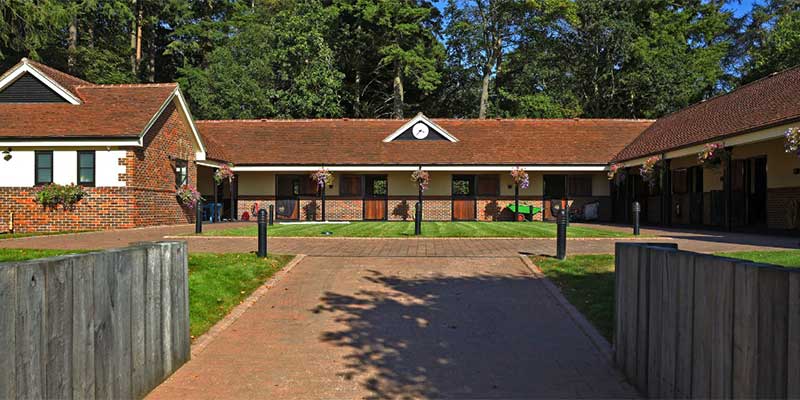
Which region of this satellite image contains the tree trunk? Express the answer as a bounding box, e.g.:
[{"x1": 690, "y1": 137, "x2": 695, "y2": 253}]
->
[
  {"x1": 67, "y1": 18, "x2": 77, "y2": 72},
  {"x1": 354, "y1": 69, "x2": 361, "y2": 118},
  {"x1": 479, "y1": 63, "x2": 491, "y2": 119},
  {"x1": 130, "y1": 0, "x2": 138, "y2": 76},
  {"x1": 393, "y1": 61, "x2": 404, "y2": 119},
  {"x1": 147, "y1": 24, "x2": 156, "y2": 82}
]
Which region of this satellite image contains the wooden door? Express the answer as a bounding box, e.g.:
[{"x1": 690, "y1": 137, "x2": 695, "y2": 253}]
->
[
  {"x1": 364, "y1": 199, "x2": 387, "y2": 220},
  {"x1": 452, "y1": 199, "x2": 476, "y2": 220}
]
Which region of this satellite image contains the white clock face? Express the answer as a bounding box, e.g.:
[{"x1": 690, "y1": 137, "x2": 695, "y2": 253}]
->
[{"x1": 412, "y1": 122, "x2": 429, "y2": 139}]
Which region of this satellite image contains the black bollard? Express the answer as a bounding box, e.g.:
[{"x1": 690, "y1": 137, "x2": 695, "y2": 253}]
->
[
  {"x1": 268, "y1": 204, "x2": 274, "y2": 226},
  {"x1": 556, "y1": 208, "x2": 567, "y2": 260},
  {"x1": 195, "y1": 199, "x2": 203, "y2": 234},
  {"x1": 257, "y1": 209, "x2": 267, "y2": 257},
  {"x1": 414, "y1": 202, "x2": 422, "y2": 236},
  {"x1": 632, "y1": 201, "x2": 641, "y2": 236}
]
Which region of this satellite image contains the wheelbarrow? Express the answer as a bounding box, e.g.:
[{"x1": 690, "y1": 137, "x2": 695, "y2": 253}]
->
[{"x1": 506, "y1": 204, "x2": 542, "y2": 221}]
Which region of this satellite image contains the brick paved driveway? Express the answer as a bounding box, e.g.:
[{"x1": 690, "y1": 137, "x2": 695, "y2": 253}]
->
[{"x1": 147, "y1": 256, "x2": 638, "y2": 399}]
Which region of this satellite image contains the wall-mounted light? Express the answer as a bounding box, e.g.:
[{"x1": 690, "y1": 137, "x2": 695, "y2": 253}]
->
[{"x1": 2, "y1": 147, "x2": 11, "y2": 162}]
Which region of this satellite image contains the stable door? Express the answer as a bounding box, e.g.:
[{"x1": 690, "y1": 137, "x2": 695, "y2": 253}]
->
[
  {"x1": 364, "y1": 175, "x2": 388, "y2": 220},
  {"x1": 452, "y1": 175, "x2": 477, "y2": 220}
]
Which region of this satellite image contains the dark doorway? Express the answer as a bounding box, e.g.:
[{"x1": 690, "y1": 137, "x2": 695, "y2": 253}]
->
[
  {"x1": 730, "y1": 156, "x2": 768, "y2": 229},
  {"x1": 275, "y1": 175, "x2": 310, "y2": 220},
  {"x1": 543, "y1": 175, "x2": 566, "y2": 221},
  {"x1": 364, "y1": 175, "x2": 388, "y2": 220},
  {"x1": 688, "y1": 166, "x2": 704, "y2": 226},
  {"x1": 451, "y1": 175, "x2": 476, "y2": 221}
]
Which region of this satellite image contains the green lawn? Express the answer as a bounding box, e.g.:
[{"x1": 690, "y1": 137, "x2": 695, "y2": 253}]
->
[
  {"x1": 0, "y1": 248, "x2": 292, "y2": 339},
  {"x1": 199, "y1": 221, "x2": 630, "y2": 238},
  {"x1": 533, "y1": 254, "x2": 616, "y2": 341},
  {"x1": 716, "y1": 250, "x2": 800, "y2": 267}
]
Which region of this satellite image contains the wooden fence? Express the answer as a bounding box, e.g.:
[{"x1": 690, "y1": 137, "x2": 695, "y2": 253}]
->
[
  {"x1": 0, "y1": 241, "x2": 190, "y2": 400},
  {"x1": 614, "y1": 242, "x2": 800, "y2": 398}
]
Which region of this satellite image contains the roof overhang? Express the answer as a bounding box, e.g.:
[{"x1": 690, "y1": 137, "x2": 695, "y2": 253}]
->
[
  {"x1": 227, "y1": 164, "x2": 608, "y2": 172},
  {"x1": 618, "y1": 121, "x2": 792, "y2": 167},
  {"x1": 0, "y1": 60, "x2": 82, "y2": 104}
]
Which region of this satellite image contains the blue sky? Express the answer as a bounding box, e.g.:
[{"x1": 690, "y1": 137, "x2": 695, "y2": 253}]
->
[{"x1": 726, "y1": 0, "x2": 758, "y2": 18}]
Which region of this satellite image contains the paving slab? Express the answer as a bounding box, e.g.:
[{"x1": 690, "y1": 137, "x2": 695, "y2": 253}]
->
[{"x1": 147, "y1": 256, "x2": 639, "y2": 399}]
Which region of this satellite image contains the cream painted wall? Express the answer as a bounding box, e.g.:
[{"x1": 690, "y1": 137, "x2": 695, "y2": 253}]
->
[
  {"x1": 0, "y1": 148, "x2": 125, "y2": 187},
  {"x1": 732, "y1": 137, "x2": 800, "y2": 189},
  {"x1": 222, "y1": 170, "x2": 609, "y2": 197}
]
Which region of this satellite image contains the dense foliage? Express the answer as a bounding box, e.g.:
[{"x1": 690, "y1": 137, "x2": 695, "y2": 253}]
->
[
  {"x1": 0, "y1": 0, "x2": 796, "y2": 120},
  {"x1": 34, "y1": 183, "x2": 87, "y2": 209}
]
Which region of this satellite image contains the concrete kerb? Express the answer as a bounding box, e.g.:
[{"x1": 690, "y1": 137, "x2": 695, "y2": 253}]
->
[
  {"x1": 516, "y1": 254, "x2": 615, "y2": 363},
  {"x1": 189, "y1": 254, "x2": 307, "y2": 357},
  {"x1": 166, "y1": 235, "x2": 669, "y2": 241}
]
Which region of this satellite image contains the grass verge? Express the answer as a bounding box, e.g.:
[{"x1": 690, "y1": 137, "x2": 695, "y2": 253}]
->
[
  {"x1": 0, "y1": 248, "x2": 293, "y2": 339},
  {"x1": 199, "y1": 221, "x2": 630, "y2": 238},
  {"x1": 533, "y1": 254, "x2": 615, "y2": 341},
  {"x1": 715, "y1": 249, "x2": 800, "y2": 267}
]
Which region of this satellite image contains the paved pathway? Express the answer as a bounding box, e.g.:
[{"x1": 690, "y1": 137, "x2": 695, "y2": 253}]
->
[
  {"x1": 147, "y1": 256, "x2": 638, "y2": 399},
  {"x1": 2, "y1": 222, "x2": 796, "y2": 256}
]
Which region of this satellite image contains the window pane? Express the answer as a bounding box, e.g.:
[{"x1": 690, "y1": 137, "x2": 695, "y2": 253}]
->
[
  {"x1": 37, "y1": 169, "x2": 52, "y2": 183},
  {"x1": 174, "y1": 160, "x2": 188, "y2": 187},
  {"x1": 79, "y1": 169, "x2": 93, "y2": 183},
  {"x1": 371, "y1": 179, "x2": 387, "y2": 196},
  {"x1": 37, "y1": 152, "x2": 52, "y2": 168},
  {"x1": 452, "y1": 179, "x2": 472, "y2": 196},
  {"x1": 79, "y1": 152, "x2": 94, "y2": 168}
]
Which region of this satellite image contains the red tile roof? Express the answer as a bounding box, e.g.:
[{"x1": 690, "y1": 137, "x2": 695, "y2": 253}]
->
[
  {"x1": 197, "y1": 118, "x2": 653, "y2": 165},
  {"x1": 0, "y1": 59, "x2": 178, "y2": 138},
  {"x1": 614, "y1": 65, "x2": 800, "y2": 161}
]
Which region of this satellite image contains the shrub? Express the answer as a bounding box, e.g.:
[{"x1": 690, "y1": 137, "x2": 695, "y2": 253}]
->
[{"x1": 34, "y1": 184, "x2": 88, "y2": 209}]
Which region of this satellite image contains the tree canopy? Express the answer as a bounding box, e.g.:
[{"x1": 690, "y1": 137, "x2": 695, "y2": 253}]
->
[{"x1": 0, "y1": 0, "x2": 794, "y2": 120}]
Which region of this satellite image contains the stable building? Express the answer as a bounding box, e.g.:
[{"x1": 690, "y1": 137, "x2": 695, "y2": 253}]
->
[{"x1": 0, "y1": 58, "x2": 799, "y2": 234}]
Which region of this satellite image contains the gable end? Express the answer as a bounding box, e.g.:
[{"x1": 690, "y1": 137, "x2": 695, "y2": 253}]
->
[
  {"x1": 0, "y1": 73, "x2": 68, "y2": 103},
  {"x1": 392, "y1": 121, "x2": 449, "y2": 141}
]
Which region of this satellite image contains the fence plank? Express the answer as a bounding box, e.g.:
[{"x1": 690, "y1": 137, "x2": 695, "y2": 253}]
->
[
  {"x1": 130, "y1": 247, "x2": 147, "y2": 399},
  {"x1": 733, "y1": 262, "x2": 759, "y2": 398},
  {"x1": 112, "y1": 249, "x2": 134, "y2": 399},
  {"x1": 144, "y1": 245, "x2": 164, "y2": 390},
  {"x1": 659, "y1": 248, "x2": 678, "y2": 399},
  {"x1": 757, "y1": 268, "x2": 789, "y2": 399},
  {"x1": 15, "y1": 262, "x2": 46, "y2": 399},
  {"x1": 708, "y1": 257, "x2": 734, "y2": 399},
  {"x1": 622, "y1": 245, "x2": 639, "y2": 382},
  {"x1": 170, "y1": 243, "x2": 186, "y2": 370},
  {"x1": 0, "y1": 264, "x2": 17, "y2": 399},
  {"x1": 646, "y1": 248, "x2": 664, "y2": 398},
  {"x1": 72, "y1": 254, "x2": 95, "y2": 400},
  {"x1": 176, "y1": 242, "x2": 191, "y2": 366},
  {"x1": 691, "y1": 254, "x2": 711, "y2": 398},
  {"x1": 672, "y1": 251, "x2": 694, "y2": 399},
  {"x1": 44, "y1": 258, "x2": 73, "y2": 400},
  {"x1": 160, "y1": 243, "x2": 174, "y2": 378},
  {"x1": 788, "y1": 272, "x2": 800, "y2": 399},
  {"x1": 93, "y1": 251, "x2": 113, "y2": 399},
  {"x1": 613, "y1": 243, "x2": 625, "y2": 369},
  {"x1": 635, "y1": 246, "x2": 651, "y2": 392}
]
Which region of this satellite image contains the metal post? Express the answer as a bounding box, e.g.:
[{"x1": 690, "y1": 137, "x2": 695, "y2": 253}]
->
[
  {"x1": 268, "y1": 204, "x2": 274, "y2": 226},
  {"x1": 321, "y1": 185, "x2": 326, "y2": 222},
  {"x1": 632, "y1": 201, "x2": 641, "y2": 236},
  {"x1": 195, "y1": 199, "x2": 203, "y2": 234},
  {"x1": 257, "y1": 209, "x2": 267, "y2": 258},
  {"x1": 514, "y1": 184, "x2": 520, "y2": 222},
  {"x1": 556, "y1": 208, "x2": 567, "y2": 260},
  {"x1": 414, "y1": 202, "x2": 422, "y2": 236}
]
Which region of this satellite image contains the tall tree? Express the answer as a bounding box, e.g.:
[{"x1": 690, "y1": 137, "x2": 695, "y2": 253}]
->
[
  {"x1": 360, "y1": 0, "x2": 444, "y2": 118},
  {"x1": 740, "y1": 0, "x2": 800, "y2": 83},
  {"x1": 178, "y1": 0, "x2": 344, "y2": 119}
]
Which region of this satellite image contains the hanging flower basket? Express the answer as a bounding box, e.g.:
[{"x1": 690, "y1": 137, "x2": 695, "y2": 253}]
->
[
  {"x1": 785, "y1": 127, "x2": 800, "y2": 158},
  {"x1": 510, "y1": 167, "x2": 530, "y2": 189},
  {"x1": 640, "y1": 156, "x2": 661, "y2": 187},
  {"x1": 310, "y1": 168, "x2": 334, "y2": 189},
  {"x1": 411, "y1": 170, "x2": 430, "y2": 192},
  {"x1": 213, "y1": 163, "x2": 235, "y2": 184},
  {"x1": 176, "y1": 184, "x2": 202, "y2": 208},
  {"x1": 698, "y1": 142, "x2": 728, "y2": 169},
  {"x1": 34, "y1": 183, "x2": 87, "y2": 209},
  {"x1": 607, "y1": 163, "x2": 624, "y2": 181}
]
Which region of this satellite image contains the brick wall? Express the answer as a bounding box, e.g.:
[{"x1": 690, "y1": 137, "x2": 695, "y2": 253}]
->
[
  {"x1": 128, "y1": 101, "x2": 196, "y2": 227},
  {"x1": 0, "y1": 187, "x2": 136, "y2": 233},
  {"x1": 326, "y1": 199, "x2": 363, "y2": 221}
]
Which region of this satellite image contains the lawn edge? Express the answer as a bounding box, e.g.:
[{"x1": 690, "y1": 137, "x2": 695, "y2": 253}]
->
[
  {"x1": 516, "y1": 254, "x2": 615, "y2": 363},
  {"x1": 190, "y1": 253, "x2": 306, "y2": 357},
  {"x1": 171, "y1": 235, "x2": 658, "y2": 241}
]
